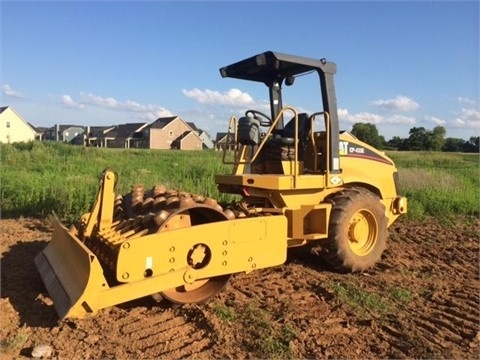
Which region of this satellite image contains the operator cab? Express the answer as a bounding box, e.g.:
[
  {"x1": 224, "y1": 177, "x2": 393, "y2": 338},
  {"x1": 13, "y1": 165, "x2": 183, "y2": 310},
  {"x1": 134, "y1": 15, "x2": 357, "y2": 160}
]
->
[{"x1": 219, "y1": 51, "x2": 341, "y2": 175}]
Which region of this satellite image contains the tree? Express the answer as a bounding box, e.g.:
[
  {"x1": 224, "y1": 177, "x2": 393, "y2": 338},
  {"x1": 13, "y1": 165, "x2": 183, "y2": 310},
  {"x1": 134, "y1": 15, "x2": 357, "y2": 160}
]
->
[
  {"x1": 402, "y1": 126, "x2": 446, "y2": 151},
  {"x1": 386, "y1": 136, "x2": 405, "y2": 150},
  {"x1": 404, "y1": 127, "x2": 430, "y2": 150},
  {"x1": 350, "y1": 123, "x2": 385, "y2": 149},
  {"x1": 443, "y1": 137, "x2": 467, "y2": 152},
  {"x1": 428, "y1": 126, "x2": 446, "y2": 151},
  {"x1": 464, "y1": 136, "x2": 480, "y2": 153}
]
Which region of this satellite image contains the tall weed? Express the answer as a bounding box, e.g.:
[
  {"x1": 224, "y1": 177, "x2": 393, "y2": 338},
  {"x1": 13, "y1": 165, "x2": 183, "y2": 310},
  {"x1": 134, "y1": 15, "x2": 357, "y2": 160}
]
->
[
  {"x1": 2, "y1": 143, "x2": 478, "y2": 221},
  {"x1": 388, "y1": 151, "x2": 479, "y2": 219},
  {"x1": 1, "y1": 142, "x2": 234, "y2": 220}
]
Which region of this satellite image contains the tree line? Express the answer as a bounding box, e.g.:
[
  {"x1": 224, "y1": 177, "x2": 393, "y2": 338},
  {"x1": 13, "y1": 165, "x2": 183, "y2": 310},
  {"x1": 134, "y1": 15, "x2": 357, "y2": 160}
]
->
[{"x1": 350, "y1": 123, "x2": 479, "y2": 153}]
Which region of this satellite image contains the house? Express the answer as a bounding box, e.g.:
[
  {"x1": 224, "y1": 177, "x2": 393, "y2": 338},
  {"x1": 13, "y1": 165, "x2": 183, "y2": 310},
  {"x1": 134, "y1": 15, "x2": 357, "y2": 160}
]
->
[
  {"x1": 44, "y1": 124, "x2": 85, "y2": 142},
  {"x1": 32, "y1": 125, "x2": 49, "y2": 141},
  {"x1": 198, "y1": 130, "x2": 214, "y2": 149},
  {"x1": 0, "y1": 106, "x2": 38, "y2": 143},
  {"x1": 138, "y1": 116, "x2": 200, "y2": 150},
  {"x1": 97, "y1": 123, "x2": 148, "y2": 148},
  {"x1": 171, "y1": 131, "x2": 203, "y2": 150},
  {"x1": 215, "y1": 132, "x2": 236, "y2": 151},
  {"x1": 186, "y1": 122, "x2": 214, "y2": 149},
  {"x1": 70, "y1": 125, "x2": 116, "y2": 146}
]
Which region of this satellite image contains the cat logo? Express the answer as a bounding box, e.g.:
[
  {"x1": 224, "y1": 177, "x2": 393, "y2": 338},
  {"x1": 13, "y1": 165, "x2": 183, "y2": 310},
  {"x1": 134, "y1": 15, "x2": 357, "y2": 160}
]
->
[{"x1": 339, "y1": 141, "x2": 349, "y2": 155}]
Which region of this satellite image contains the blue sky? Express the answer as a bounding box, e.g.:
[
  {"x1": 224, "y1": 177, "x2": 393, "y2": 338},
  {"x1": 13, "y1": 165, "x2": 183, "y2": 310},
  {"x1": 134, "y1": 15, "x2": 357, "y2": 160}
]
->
[{"x1": 2, "y1": 0, "x2": 479, "y2": 141}]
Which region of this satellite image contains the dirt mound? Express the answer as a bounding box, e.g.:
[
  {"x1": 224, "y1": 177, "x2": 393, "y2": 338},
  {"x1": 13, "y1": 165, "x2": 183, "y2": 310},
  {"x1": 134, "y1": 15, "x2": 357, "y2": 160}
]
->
[{"x1": 1, "y1": 217, "x2": 479, "y2": 359}]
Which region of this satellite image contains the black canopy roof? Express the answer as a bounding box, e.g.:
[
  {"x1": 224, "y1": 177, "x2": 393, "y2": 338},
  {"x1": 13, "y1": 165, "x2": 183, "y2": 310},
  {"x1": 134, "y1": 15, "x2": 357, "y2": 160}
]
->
[{"x1": 219, "y1": 51, "x2": 336, "y2": 85}]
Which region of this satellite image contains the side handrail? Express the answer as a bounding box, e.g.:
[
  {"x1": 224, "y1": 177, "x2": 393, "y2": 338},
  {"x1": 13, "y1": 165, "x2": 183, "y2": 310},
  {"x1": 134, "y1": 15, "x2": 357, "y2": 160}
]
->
[
  {"x1": 222, "y1": 107, "x2": 299, "y2": 167},
  {"x1": 308, "y1": 111, "x2": 330, "y2": 176},
  {"x1": 221, "y1": 116, "x2": 238, "y2": 164}
]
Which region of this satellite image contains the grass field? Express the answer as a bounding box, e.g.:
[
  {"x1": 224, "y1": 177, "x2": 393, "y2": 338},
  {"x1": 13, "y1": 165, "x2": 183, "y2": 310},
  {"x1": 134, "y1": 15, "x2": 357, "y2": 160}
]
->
[
  {"x1": 1, "y1": 141, "x2": 478, "y2": 221},
  {"x1": 388, "y1": 151, "x2": 479, "y2": 220}
]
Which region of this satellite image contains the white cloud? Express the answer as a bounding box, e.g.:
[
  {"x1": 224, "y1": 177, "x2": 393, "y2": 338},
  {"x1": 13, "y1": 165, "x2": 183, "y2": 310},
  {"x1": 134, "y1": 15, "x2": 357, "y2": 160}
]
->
[
  {"x1": 2, "y1": 84, "x2": 24, "y2": 99},
  {"x1": 457, "y1": 97, "x2": 476, "y2": 106},
  {"x1": 385, "y1": 114, "x2": 416, "y2": 125},
  {"x1": 61, "y1": 95, "x2": 85, "y2": 109},
  {"x1": 423, "y1": 115, "x2": 446, "y2": 126},
  {"x1": 80, "y1": 92, "x2": 119, "y2": 108},
  {"x1": 182, "y1": 88, "x2": 254, "y2": 106},
  {"x1": 372, "y1": 95, "x2": 419, "y2": 112},
  {"x1": 139, "y1": 109, "x2": 174, "y2": 121},
  {"x1": 124, "y1": 99, "x2": 146, "y2": 112},
  {"x1": 453, "y1": 108, "x2": 480, "y2": 129},
  {"x1": 338, "y1": 108, "x2": 416, "y2": 127},
  {"x1": 58, "y1": 92, "x2": 173, "y2": 121},
  {"x1": 338, "y1": 108, "x2": 383, "y2": 124},
  {"x1": 82, "y1": 92, "x2": 172, "y2": 116}
]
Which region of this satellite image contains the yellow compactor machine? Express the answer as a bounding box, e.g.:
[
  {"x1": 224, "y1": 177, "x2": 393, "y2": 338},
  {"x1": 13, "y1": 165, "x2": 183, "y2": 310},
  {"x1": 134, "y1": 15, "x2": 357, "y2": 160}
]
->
[{"x1": 36, "y1": 51, "x2": 407, "y2": 319}]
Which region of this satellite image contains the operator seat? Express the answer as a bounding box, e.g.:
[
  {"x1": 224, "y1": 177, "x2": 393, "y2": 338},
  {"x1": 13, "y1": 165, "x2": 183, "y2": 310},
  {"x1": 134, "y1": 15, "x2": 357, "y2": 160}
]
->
[
  {"x1": 258, "y1": 113, "x2": 311, "y2": 174},
  {"x1": 266, "y1": 113, "x2": 311, "y2": 159},
  {"x1": 282, "y1": 113, "x2": 311, "y2": 150}
]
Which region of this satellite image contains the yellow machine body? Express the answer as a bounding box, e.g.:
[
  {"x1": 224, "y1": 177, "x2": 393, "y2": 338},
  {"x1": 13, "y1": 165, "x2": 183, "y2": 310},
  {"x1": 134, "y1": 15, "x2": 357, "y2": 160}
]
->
[
  {"x1": 35, "y1": 167, "x2": 289, "y2": 318},
  {"x1": 35, "y1": 51, "x2": 407, "y2": 319}
]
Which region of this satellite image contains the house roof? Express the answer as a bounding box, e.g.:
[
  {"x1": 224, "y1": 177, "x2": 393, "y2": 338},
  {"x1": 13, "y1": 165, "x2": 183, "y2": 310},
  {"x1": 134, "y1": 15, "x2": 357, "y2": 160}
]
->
[
  {"x1": 187, "y1": 122, "x2": 199, "y2": 131},
  {"x1": 0, "y1": 106, "x2": 8, "y2": 114},
  {"x1": 216, "y1": 132, "x2": 227, "y2": 141},
  {"x1": 54, "y1": 124, "x2": 85, "y2": 132},
  {"x1": 103, "y1": 123, "x2": 147, "y2": 138},
  {"x1": 36, "y1": 127, "x2": 50, "y2": 132},
  {"x1": 44, "y1": 124, "x2": 84, "y2": 132},
  {"x1": 87, "y1": 126, "x2": 115, "y2": 137},
  {"x1": 171, "y1": 131, "x2": 203, "y2": 148},
  {"x1": 149, "y1": 116, "x2": 198, "y2": 133},
  {"x1": 215, "y1": 132, "x2": 235, "y2": 142},
  {"x1": 172, "y1": 131, "x2": 199, "y2": 143},
  {"x1": 29, "y1": 123, "x2": 46, "y2": 133},
  {"x1": 149, "y1": 116, "x2": 178, "y2": 129}
]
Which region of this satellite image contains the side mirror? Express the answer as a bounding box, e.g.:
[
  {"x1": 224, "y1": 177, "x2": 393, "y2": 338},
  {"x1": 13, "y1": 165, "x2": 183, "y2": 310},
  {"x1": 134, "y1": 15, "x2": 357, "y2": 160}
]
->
[{"x1": 285, "y1": 76, "x2": 295, "y2": 86}]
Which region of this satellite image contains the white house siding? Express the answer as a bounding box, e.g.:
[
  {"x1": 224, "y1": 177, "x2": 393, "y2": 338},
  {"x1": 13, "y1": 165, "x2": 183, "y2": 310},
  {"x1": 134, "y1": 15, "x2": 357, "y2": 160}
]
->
[
  {"x1": 0, "y1": 107, "x2": 36, "y2": 143},
  {"x1": 199, "y1": 131, "x2": 214, "y2": 149}
]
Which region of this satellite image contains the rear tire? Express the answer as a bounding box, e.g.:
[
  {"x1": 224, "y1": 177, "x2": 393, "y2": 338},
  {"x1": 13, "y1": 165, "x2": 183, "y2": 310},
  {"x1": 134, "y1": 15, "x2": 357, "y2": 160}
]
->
[{"x1": 321, "y1": 188, "x2": 388, "y2": 272}]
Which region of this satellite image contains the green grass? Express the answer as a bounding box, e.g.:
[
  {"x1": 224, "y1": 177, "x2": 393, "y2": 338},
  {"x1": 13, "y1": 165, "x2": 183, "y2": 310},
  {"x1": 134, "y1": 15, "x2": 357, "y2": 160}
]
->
[
  {"x1": 387, "y1": 287, "x2": 413, "y2": 303},
  {"x1": 387, "y1": 151, "x2": 479, "y2": 220},
  {"x1": 211, "y1": 300, "x2": 296, "y2": 358},
  {"x1": 211, "y1": 301, "x2": 237, "y2": 323},
  {"x1": 331, "y1": 281, "x2": 393, "y2": 318},
  {"x1": 1, "y1": 141, "x2": 235, "y2": 221},
  {"x1": 1, "y1": 142, "x2": 478, "y2": 221},
  {"x1": 0, "y1": 329, "x2": 29, "y2": 354},
  {"x1": 330, "y1": 281, "x2": 415, "y2": 320}
]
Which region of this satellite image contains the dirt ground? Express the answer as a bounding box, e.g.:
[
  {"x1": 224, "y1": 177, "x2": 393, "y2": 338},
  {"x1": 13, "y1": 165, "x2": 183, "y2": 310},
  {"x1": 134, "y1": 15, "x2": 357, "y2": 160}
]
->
[{"x1": 1, "y1": 216, "x2": 479, "y2": 359}]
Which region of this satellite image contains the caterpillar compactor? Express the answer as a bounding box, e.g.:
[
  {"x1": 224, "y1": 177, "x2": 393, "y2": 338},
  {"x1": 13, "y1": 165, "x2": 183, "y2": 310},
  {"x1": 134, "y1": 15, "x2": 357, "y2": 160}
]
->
[{"x1": 35, "y1": 51, "x2": 407, "y2": 319}]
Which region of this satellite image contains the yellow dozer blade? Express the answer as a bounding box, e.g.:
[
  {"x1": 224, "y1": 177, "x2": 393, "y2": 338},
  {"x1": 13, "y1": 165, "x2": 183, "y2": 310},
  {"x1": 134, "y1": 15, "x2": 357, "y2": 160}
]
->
[{"x1": 35, "y1": 219, "x2": 109, "y2": 319}]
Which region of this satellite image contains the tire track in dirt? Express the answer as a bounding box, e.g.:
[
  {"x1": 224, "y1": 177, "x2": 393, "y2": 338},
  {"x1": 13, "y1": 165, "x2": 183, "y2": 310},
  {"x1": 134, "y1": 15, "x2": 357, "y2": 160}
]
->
[
  {"x1": 378, "y1": 288, "x2": 479, "y2": 359},
  {"x1": 212, "y1": 218, "x2": 480, "y2": 359},
  {"x1": 1, "y1": 217, "x2": 478, "y2": 359},
  {"x1": 113, "y1": 307, "x2": 213, "y2": 359},
  {"x1": 375, "y1": 219, "x2": 480, "y2": 358}
]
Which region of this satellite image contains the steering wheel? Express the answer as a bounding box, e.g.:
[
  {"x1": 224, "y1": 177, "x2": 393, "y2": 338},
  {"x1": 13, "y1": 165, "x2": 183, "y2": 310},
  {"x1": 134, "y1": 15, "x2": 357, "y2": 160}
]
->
[{"x1": 245, "y1": 110, "x2": 272, "y2": 126}]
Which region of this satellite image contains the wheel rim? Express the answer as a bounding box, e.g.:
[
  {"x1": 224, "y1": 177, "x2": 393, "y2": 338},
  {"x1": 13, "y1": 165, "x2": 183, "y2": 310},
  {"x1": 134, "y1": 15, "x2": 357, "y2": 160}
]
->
[
  {"x1": 161, "y1": 274, "x2": 231, "y2": 304},
  {"x1": 347, "y1": 209, "x2": 378, "y2": 256},
  {"x1": 157, "y1": 205, "x2": 231, "y2": 304},
  {"x1": 121, "y1": 187, "x2": 232, "y2": 304}
]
